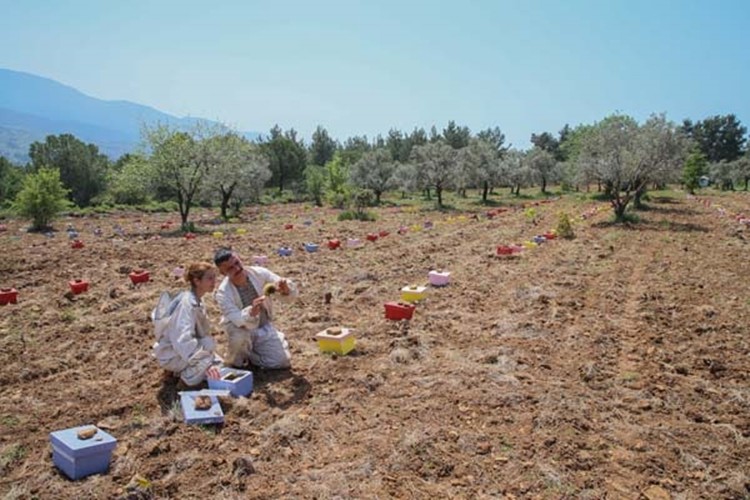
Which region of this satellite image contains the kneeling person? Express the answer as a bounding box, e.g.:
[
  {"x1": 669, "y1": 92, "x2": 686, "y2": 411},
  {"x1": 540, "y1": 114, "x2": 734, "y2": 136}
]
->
[
  {"x1": 213, "y1": 248, "x2": 297, "y2": 369},
  {"x1": 152, "y1": 262, "x2": 222, "y2": 386}
]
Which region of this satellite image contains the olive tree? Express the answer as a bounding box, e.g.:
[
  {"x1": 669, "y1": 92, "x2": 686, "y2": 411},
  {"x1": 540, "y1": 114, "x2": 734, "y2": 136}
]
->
[
  {"x1": 349, "y1": 148, "x2": 396, "y2": 203},
  {"x1": 577, "y1": 114, "x2": 689, "y2": 221},
  {"x1": 410, "y1": 141, "x2": 457, "y2": 207},
  {"x1": 500, "y1": 149, "x2": 533, "y2": 196},
  {"x1": 392, "y1": 162, "x2": 418, "y2": 198},
  {"x1": 525, "y1": 147, "x2": 558, "y2": 194}
]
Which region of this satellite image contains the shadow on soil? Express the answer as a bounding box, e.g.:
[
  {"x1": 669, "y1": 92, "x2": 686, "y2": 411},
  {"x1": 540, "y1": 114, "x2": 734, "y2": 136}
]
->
[
  {"x1": 253, "y1": 370, "x2": 311, "y2": 410},
  {"x1": 593, "y1": 218, "x2": 709, "y2": 233},
  {"x1": 155, "y1": 368, "x2": 312, "y2": 415}
]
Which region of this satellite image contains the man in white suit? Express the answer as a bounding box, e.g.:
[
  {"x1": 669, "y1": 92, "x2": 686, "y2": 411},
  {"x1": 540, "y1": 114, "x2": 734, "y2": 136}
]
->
[{"x1": 213, "y1": 248, "x2": 297, "y2": 369}]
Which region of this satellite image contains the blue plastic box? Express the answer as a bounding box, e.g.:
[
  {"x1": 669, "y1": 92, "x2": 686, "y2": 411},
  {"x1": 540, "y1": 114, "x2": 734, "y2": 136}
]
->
[
  {"x1": 208, "y1": 368, "x2": 253, "y2": 397},
  {"x1": 49, "y1": 425, "x2": 117, "y2": 480},
  {"x1": 180, "y1": 392, "x2": 224, "y2": 425}
]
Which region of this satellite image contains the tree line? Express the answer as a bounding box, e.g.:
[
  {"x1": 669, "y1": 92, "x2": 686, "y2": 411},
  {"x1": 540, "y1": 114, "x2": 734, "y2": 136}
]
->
[{"x1": 1, "y1": 113, "x2": 748, "y2": 230}]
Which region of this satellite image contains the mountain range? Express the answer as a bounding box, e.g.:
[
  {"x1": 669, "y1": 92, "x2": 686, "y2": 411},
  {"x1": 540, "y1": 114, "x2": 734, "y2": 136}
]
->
[{"x1": 0, "y1": 68, "x2": 261, "y2": 164}]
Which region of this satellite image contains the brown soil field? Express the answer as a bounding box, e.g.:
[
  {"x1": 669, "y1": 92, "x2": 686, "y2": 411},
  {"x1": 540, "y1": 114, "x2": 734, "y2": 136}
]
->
[{"x1": 1, "y1": 192, "x2": 749, "y2": 499}]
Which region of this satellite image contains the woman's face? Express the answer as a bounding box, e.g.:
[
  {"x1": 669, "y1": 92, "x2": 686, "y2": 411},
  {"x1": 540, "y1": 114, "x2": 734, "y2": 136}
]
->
[{"x1": 193, "y1": 270, "x2": 217, "y2": 297}]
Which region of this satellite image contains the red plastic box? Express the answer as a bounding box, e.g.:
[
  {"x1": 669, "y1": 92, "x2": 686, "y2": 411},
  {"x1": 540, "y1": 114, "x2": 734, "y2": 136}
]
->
[
  {"x1": 384, "y1": 301, "x2": 416, "y2": 320},
  {"x1": 129, "y1": 270, "x2": 150, "y2": 284},
  {"x1": 71, "y1": 240, "x2": 84, "y2": 249},
  {"x1": 0, "y1": 288, "x2": 18, "y2": 305},
  {"x1": 327, "y1": 239, "x2": 341, "y2": 250},
  {"x1": 366, "y1": 233, "x2": 379, "y2": 242},
  {"x1": 69, "y1": 279, "x2": 89, "y2": 294}
]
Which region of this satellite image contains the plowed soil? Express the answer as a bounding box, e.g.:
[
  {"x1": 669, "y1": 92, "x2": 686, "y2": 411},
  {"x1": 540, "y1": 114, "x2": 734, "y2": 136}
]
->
[{"x1": 1, "y1": 191, "x2": 749, "y2": 499}]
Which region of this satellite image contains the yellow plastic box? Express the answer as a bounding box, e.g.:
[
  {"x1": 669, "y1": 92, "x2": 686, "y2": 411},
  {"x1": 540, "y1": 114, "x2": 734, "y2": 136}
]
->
[
  {"x1": 400, "y1": 285, "x2": 427, "y2": 303},
  {"x1": 315, "y1": 327, "x2": 356, "y2": 355}
]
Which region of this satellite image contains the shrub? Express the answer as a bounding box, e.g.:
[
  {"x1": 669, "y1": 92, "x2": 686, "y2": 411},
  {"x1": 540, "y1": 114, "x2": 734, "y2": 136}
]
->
[
  {"x1": 338, "y1": 210, "x2": 376, "y2": 221},
  {"x1": 556, "y1": 212, "x2": 575, "y2": 239},
  {"x1": 12, "y1": 168, "x2": 72, "y2": 230}
]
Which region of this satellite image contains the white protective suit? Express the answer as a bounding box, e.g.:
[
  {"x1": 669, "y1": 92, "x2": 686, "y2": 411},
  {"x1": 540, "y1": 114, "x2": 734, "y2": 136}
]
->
[
  {"x1": 214, "y1": 266, "x2": 297, "y2": 369},
  {"x1": 152, "y1": 290, "x2": 222, "y2": 386}
]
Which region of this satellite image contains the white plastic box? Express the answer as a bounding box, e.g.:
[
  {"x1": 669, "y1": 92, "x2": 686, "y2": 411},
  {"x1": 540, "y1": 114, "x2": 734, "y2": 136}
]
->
[{"x1": 207, "y1": 368, "x2": 253, "y2": 397}]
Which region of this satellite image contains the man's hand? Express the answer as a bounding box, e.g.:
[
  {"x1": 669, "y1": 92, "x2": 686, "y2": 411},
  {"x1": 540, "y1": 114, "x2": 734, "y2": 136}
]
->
[
  {"x1": 250, "y1": 296, "x2": 266, "y2": 316},
  {"x1": 277, "y1": 279, "x2": 290, "y2": 295}
]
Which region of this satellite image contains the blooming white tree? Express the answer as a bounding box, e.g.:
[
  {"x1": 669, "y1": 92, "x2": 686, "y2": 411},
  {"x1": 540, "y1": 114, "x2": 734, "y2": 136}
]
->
[{"x1": 203, "y1": 133, "x2": 271, "y2": 218}]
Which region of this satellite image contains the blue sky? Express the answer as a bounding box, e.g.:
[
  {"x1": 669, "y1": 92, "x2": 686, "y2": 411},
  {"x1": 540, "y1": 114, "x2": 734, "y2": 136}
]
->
[{"x1": 1, "y1": 0, "x2": 749, "y2": 147}]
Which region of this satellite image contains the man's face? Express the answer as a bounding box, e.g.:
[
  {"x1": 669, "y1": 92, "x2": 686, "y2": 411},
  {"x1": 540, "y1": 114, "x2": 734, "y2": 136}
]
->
[{"x1": 218, "y1": 254, "x2": 243, "y2": 280}]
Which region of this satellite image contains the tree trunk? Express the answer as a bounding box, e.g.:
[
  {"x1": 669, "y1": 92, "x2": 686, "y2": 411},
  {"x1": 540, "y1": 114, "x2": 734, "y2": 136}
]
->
[
  {"x1": 436, "y1": 186, "x2": 443, "y2": 207},
  {"x1": 634, "y1": 187, "x2": 645, "y2": 209},
  {"x1": 541, "y1": 177, "x2": 547, "y2": 194},
  {"x1": 482, "y1": 181, "x2": 489, "y2": 203},
  {"x1": 745, "y1": 176, "x2": 749, "y2": 191},
  {"x1": 424, "y1": 188, "x2": 431, "y2": 200},
  {"x1": 612, "y1": 198, "x2": 626, "y2": 222},
  {"x1": 375, "y1": 191, "x2": 382, "y2": 204}
]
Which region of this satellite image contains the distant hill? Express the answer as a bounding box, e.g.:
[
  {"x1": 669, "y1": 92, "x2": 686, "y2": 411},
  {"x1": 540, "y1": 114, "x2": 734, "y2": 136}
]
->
[{"x1": 0, "y1": 68, "x2": 261, "y2": 163}]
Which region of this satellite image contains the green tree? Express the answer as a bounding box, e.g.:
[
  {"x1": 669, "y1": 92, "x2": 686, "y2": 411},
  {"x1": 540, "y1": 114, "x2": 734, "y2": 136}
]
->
[
  {"x1": 28, "y1": 134, "x2": 109, "y2": 207},
  {"x1": 442, "y1": 121, "x2": 471, "y2": 149},
  {"x1": 682, "y1": 151, "x2": 708, "y2": 194},
  {"x1": 681, "y1": 115, "x2": 746, "y2": 163},
  {"x1": 309, "y1": 125, "x2": 337, "y2": 166},
  {"x1": 339, "y1": 135, "x2": 372, "y2": 166},
  {"x1": 260, "y1": 125, "x2": 307, "y2": 193},
  {"x1": 12, "y1": 168, "x2": 71, "y2": 230},
  {"x1": 107, "y1": 154, "x2": 154, "y2": 205},
  {"x1": 530, "y1": 131, "x2": 561, "y2": 160},
  {"x1": 0, "y1": 156, "x2": 25, "y2": 206},
  {"x1": 304, "y1": 164, "x2": 326, "y2": 206},
  {"x1": 324, "y1": 153, "x2": 350, "y2": 208}
]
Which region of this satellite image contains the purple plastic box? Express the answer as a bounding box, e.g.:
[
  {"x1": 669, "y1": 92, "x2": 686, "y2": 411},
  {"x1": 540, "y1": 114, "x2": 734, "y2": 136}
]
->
[{"x1": 49, "y1": 425, "x2": 117, "y2": 480}]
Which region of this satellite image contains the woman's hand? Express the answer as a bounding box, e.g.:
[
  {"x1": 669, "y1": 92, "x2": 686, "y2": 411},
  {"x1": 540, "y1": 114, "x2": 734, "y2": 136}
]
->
[
  {"x1": 206, "y1": 365, "x2": 221, "y2": 380},
  {"x1": 277, "y1": 279, "x2": 290, "y2": 295}
]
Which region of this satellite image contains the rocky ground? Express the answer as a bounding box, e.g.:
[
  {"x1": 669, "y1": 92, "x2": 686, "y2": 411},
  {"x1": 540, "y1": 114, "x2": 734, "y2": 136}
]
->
[{"x1": 0, "y1": 190, "x2": 748, "y2": 499}]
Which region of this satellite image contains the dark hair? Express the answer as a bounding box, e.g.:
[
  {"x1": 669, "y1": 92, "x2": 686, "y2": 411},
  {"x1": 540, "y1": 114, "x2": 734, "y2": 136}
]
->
[{"x1": 213, "y1": 247, "x2": 233, "y2": 265}]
